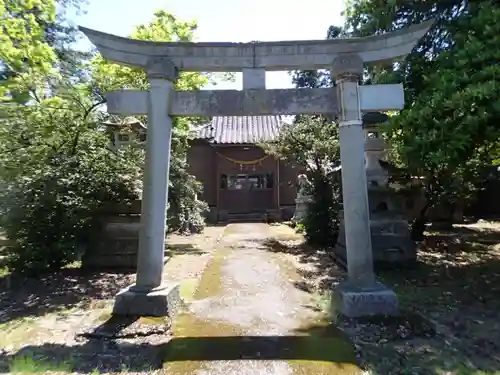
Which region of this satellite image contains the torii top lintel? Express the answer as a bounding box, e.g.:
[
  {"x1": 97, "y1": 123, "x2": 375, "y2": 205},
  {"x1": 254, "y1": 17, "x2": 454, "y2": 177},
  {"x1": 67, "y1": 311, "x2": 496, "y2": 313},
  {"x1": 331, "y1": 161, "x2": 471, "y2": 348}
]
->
[{"x1": 79, "y1": 21, "x2": 433, "y2": 72}]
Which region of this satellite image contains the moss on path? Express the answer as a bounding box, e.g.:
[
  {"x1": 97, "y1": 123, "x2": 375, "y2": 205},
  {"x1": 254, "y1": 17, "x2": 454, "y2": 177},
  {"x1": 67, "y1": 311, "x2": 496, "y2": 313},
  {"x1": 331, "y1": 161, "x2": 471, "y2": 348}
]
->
[{"x1": 162, "y1": 223, "x2": 361, "y2": 375}]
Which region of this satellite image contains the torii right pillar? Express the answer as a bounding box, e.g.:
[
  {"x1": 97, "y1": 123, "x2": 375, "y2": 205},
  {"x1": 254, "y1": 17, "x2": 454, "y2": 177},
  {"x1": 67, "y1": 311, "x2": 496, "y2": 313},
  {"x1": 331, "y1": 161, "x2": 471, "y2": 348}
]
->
[{"x1": 332, "y1": 54, "x2": 398, "y2": 317}]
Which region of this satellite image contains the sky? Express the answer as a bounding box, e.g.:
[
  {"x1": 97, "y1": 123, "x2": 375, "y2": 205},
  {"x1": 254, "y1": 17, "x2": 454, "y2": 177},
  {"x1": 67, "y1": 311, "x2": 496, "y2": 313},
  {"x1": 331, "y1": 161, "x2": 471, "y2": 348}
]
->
[{"x1": 72, "y1": 0, "x2": 345, "y2": 90}]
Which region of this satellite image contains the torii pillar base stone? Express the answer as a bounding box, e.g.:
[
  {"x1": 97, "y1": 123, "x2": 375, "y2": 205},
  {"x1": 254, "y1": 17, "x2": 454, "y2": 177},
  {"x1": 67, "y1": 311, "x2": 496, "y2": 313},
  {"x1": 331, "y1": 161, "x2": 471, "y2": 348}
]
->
[{"x1": 331, "y1": 54, "x2": 398, "y2": 318}]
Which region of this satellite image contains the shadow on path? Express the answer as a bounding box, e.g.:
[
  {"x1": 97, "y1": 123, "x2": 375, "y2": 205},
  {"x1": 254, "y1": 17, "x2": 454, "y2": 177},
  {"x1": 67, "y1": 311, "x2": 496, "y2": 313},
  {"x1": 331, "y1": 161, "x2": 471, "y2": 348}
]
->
[
  {"x1": 1, "y1": 223, "x2": 361, "y2": 374},
  {"x1": 0, "y1": 269, "x2": 135, "y2": 324},
  {"x1": 0, "y1": 316, "x2": 358, "y2": 374}
]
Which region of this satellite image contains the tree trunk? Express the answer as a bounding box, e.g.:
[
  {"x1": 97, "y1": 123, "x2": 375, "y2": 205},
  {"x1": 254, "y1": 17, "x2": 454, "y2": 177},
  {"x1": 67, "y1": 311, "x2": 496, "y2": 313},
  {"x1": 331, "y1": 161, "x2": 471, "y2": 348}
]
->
[{"x1": 411, "y1": 202, "x2": 429, "y2": 241}]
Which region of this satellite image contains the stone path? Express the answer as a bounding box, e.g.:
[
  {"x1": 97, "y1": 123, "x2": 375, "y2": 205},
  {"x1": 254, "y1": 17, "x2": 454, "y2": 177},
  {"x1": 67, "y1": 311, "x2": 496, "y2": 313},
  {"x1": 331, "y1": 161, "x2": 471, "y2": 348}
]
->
[{"x1": 162, "y1": 223, "x2": 361, "y2": 375}]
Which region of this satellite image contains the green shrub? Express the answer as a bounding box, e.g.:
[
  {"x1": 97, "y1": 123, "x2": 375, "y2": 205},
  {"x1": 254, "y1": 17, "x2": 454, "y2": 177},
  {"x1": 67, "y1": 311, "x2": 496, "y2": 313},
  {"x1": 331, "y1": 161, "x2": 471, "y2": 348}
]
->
[
  {"x1": 0, "y1": 100, "x2": 208, "y2": 274},
  {"x1": 167, "y1": 156, "x2": 208, "y2": 234},
  {"x1": 302, "y1": 171, "x2": 341, "y2": 247},
  {"x1": 0, "y1": 134, "x2": 140, "y2": 274}
]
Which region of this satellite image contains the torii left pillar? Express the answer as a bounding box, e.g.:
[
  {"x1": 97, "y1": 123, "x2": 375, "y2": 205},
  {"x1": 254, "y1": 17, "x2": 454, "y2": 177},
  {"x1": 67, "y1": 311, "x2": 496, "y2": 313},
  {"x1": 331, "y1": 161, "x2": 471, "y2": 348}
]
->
[{"x1": 113, "y1": 58, "x2": 181, "y2": 316}]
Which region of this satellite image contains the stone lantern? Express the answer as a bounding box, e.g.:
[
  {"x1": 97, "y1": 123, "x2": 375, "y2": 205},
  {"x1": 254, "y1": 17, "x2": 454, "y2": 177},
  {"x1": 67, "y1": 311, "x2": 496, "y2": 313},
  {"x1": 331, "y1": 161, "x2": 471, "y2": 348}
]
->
[
  {"x1": 364, "y1": 112, "x2": 390, "y2": 188},
  {"x1": 102, "y1": 116, "x2": 147, "y2": 151},
  {"x1": 292, "y1": 174, "x2": 312, "y2": 224}
]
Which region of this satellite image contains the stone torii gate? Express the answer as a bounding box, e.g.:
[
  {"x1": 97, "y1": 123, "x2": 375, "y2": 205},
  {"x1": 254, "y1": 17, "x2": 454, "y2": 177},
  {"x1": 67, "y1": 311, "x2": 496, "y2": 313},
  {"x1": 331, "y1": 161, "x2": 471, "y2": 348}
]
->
[{"x1": 80, "y1": 21, "x2": 432, "y2": 318}]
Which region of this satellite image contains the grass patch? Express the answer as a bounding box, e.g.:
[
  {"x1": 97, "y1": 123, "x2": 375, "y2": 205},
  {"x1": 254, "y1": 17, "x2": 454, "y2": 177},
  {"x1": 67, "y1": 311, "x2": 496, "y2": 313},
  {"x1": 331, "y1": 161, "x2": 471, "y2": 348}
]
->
[
  {"x1": 0, "y1": 317, "x2": 38, "y2": 349},
  {"x1": 383, "y1": 281, "x2": 445, "y2": 309},
  {"x1": 268, "y1": 223, "x2": 303, "y2": 241},
  {"x1": 62, "y1": 261, "x2": 81, "y2": 269},
  {"x1": 95, "y1": 311, "x2": 112, "y2": 323},
  {"x1": 139, "y1": 316, "x2": 169, "y2": 325},
  {"x1": 192, "y1": 247, "x2": 230, "y2": 300},
  {"x1": 314, "y1": 291, "x2": 333, "y2": 313},
  {"x1": 9, "y1": 355, "x2": 72, "y2": 374},
  {"x1": 162, "y1": 334, "x2": 356, "y2": 363},
  {"x1": 179, "y1": 278, "x2": 198, "y2": 302},
  {"x1": 0, "y1": 265, "x2": 9, "y2": 277},
  {"x1": 434, "y1": 365, "x2": 500, "y2": 375}
]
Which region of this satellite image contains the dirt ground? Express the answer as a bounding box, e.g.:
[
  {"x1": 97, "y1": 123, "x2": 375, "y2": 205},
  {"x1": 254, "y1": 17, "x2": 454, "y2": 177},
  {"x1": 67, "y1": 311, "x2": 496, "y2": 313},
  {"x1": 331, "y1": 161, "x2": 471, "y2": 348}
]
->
[
  {"x1": 267, "y1": 221, "x2": 500, "y2": 375},
  {"x1": 0, "y1": 225, "x2": 225, "y2": 373},
  {"x1": 2, "y1": 221, "x2": 500, "y2": 374}
]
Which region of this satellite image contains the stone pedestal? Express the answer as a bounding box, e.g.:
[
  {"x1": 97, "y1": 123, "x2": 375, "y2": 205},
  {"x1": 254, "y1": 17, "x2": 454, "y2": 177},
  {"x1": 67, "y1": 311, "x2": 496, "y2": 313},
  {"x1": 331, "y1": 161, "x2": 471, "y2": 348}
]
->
[
  {"x1": 83, "y1": 201, "x2": 173, "y2": 270},
  {"x1": 369, "y1": 212, "x2": 416, "y2": 265},
  {"x1": 83, "y1": 216, "x2": 141, "y2": 269},
  {"x1": 333, "y1": 281, "x2": 399, "y2": 317},
  {"x1": 292, "y1": 196, "x2": 311, "y2": 223},
  {"x1": 335, "y1": 210, "x2": 417, "y2": 267},
  {"x1": 292, "y1": 174, "x2": 312, "y2": 224},
  {"x1": 113, "y1": 283, "x2": 181, "y2": 317}
]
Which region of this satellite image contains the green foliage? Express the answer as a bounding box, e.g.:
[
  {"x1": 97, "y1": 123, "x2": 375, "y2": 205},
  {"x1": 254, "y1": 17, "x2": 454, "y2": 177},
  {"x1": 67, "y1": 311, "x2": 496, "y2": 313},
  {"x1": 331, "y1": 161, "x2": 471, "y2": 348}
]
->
[
  {"x1": 168, "y1": 155, "x2": 209, "y2": 234},
  {"x1": 0, "y1": 6, "x2": 217, "y2": 275},
  {"x1": 0, "y1": 0, "x2": 126, "y2": 272},
  {"x1": 264, "y1": 117, "x2": 340, "y2": 170},
  {"x1": 9, "y1": 354, "x2": 73, "y2": 373},
  {"x1": 343, "y1": 0, "x2": 466, "y2": 102},
  {"x1": 292, "y1": 222, "x2": 305, "y2": 234},
  {"x1": 0, "y1": 95, "x2": 141, "y2": 273},
  {"x1": 0, "y1": 4, "x2": 229, "y2": 275},
  {"x1": 302, "y1": 172, "x2": 341, "y2": 247},
  {"x1": 0, "y1": 0, "x2": 88, "y2": 102},
  {"x1": 0, "y1": 0, "x2": 57, "y2": 101},
  {"x1": 342, "y1": 0, "x2": 500, "y2": 235},
  {"x1": 89, "y1": 10, "x2": 210, "y2": 234},
  {"x1": 264, "y1": 117, "x2": 341, "y2": 246},
  {"x1": 286, "y1": 28, "x2": 344, "y2": 246},
  {"x1": 386, "y1": 3, "x2": 500, "y2": 223}
]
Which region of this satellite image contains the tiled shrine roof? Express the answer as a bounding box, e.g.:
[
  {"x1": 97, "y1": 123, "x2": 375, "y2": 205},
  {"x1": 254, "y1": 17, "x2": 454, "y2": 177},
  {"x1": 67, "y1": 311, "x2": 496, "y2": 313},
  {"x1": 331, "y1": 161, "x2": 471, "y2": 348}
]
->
[{"x1": 193, "y1": 116, "x2": 283, "y2": 144}]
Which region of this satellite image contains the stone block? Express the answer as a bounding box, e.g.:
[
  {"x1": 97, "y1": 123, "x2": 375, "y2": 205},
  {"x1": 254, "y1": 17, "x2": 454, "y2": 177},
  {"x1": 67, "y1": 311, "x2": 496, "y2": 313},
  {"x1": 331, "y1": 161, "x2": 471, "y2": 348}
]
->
[
  {"x1": 335, "y1": 210, "x2": 417, "y2": 268},
  {"x1": 83, "y1": 216, "x2": 142, "y2": 269},
  {"x1": 333, "y1": 281, "x2": 399, "y2": 318},
  {"x1": 218, "y1": 209, "x2": 229, "y2": 223},
  {"x1": 83, "y1": 210, "x2": 170, "y2": 269},
  {"x1": 331, "y1": 54, "x2": 364, "y2": 78},
  {"x1": 265, "y1": 209, "x2": 281, "y2": 222},
  {"x1": 206, "y1": 207, "x2": 218, "y2": 224},
  {"x1": 280, "y1": 205, "x2": 295, "y2": 221},
  {"x1": 113, "y1": 282, "x2": 181, "y2": 317}
]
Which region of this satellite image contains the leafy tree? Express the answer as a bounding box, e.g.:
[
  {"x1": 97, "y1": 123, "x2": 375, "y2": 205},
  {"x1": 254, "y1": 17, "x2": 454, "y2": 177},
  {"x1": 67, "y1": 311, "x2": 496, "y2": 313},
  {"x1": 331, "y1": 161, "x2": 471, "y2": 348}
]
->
[
  {"x1": 343, "y1": 0, "x2": 500, "y2": 238},
  {"x1": 1, "y1": 0, "x2": 88, "y2": 102},
  {"x1": 89, "y1": 10, "x2": 212, "y2": 234},
  {"x1": 264, "y1": 117, "x2": 341, "y2": 246},
  {"x1": 388, "y1": 3, "x2": 500, "y2": 237},
  {"x1": 342, "y1": 0, "x2": 467, "y2": 103},
  {"x1": 1, "y1": 0, "x2": 56, "y2": 101},
  {"x1": 0, "y1": 81, "x2": 141, "y2": 273},
  {"x1": 0, "y1": 7, "x2": 215, "y2": 274},
  {"x1": 278, "y1": 26, "x2": 345, "y2": 246}
]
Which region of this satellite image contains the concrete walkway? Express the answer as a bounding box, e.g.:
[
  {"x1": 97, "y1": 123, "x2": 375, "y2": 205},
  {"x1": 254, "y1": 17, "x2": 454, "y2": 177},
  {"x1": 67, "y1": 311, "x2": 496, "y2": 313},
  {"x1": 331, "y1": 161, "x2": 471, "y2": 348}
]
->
[{"x1": 161, "y1": 223, "x2": 361, "y2": 375}]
